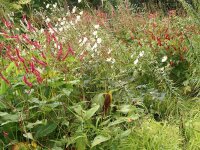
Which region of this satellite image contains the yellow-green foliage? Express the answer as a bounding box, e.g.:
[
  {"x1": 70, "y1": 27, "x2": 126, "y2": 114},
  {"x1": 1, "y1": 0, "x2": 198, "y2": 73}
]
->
[{"x1": 118, "y1": 119, "x2": 183, "y2": 150}]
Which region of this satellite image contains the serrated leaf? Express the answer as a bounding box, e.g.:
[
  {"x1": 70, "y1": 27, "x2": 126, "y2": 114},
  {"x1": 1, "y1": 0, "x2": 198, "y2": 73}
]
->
[
  {"x1": 91, "y1": 134, "x2": 111, "y2": 148},
  {"x1": 35, "y1": 122, "x2": 57, "y2": 139}
]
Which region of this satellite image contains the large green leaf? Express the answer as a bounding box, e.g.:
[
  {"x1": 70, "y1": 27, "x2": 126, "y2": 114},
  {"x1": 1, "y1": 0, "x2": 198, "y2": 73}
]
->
[
  {"x1": 108, "y1": 117, "x2": 126, "y2": 127},
  {"x1": 91, "y1": 134, "x2": 111, "y2": 148},
  {"x1": 35, "y1": 122, "x2": 57, "y2": 139},
  {"x1": 84, "y1": 105, "x2": 100, "y2": 120},
  {"x1": 0, "y1": 112, "x2": 21, "y2": 125},
  {"x1": 26, "y1": 120, "x2": 46, "y2": 129}
]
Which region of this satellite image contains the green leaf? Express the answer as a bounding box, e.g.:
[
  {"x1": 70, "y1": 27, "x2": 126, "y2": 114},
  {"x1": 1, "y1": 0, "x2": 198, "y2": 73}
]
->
[
  {"x1": 119, "y1": 129, "x2": 132, "y2": 138},
  {"x1": 108, "y1": 118, "x2": 126, "y2": 127},
  {"x1": 26, "y1": 120, "x2": 45, "y2": 129},
  {"x1": 91, "y1": 134, "x2": 111, "y2": 148},
  {"x1": 76, "y1": 133, "x2": 88, "y2": 150},
  {"x1": 0, "y1": 79, "x2": 9, "y2": 95},
  {"x1": 68, "y1": 80, "x2": 80, "y2": 85},
  {"x1": 117, "y1": 105, "x2": 132, "y2": 114},
  {"x1": 91, "y1": 93, "x2": 105, "y2": 108},
  {"x1": 35, "y1": 122, "x2": 57, "y2": 139},
  {"x1": 0, "y1": 112, "x2": 21, "y2": 125},
  {"x1": 84, "y1": 105, "x2": 100, "y2": 120},
  {"x1": 73, "y1": 105, "x2": 85, "y2": 116}
]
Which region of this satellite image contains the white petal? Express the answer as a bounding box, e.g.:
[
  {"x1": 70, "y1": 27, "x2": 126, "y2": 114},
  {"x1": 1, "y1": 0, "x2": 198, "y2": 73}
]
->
[
  {"x1": 134, "y1": 59, "x2": 139, "y2": 65},
  {"x1": 161, "y1": 56, "x2": 168, "y2": 62}
]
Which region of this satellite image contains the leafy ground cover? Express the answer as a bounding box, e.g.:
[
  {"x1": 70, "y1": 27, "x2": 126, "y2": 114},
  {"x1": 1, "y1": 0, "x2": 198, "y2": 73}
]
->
[{"x1": 0, "y1": 1, "x2": 200, "y2": 150}]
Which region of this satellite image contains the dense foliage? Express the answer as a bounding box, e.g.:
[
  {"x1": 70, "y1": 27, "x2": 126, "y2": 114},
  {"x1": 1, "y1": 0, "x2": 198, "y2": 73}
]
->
[{"x1": 0, "y1": 0, "x2": 200, "y2": 150}]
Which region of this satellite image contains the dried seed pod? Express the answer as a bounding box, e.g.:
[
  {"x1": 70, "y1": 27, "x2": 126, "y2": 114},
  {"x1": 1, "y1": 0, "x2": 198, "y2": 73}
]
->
[{"x1": 103, "y1": 91, "x2": 112, "y2": 116}]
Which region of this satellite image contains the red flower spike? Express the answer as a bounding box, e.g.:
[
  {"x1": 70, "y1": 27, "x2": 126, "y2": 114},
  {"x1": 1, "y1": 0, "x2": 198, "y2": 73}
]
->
[
  {"x1": 41, "y1": 52, "x2": 46, "y2": 60},
  {"x1": 0, "y1": 72, "x2": 10, "y2": 85},
  {"x1": 165, "y1": 34, "x2": 170, "y2": 40},
  {"x1": 30, "y1": 62, "x2": 35, "y2": 72},
  {"x1": 68, "y1": 45, "x2": 75, "y2": 55},
  {"x1": 9, "y1": 35, "x2": 20, "y2": 42},
  {"x1": 32, "y1": 41, "x2": 41, "y2": 49},
  {"x1": 15, "y1": 48, "x2": 25, "y2": 63},
  {"x1": 36, "y1": 75, "x2": 43, "y2": 83},
  {"x1": 22, "y1": 34, "x2": 32, "y2": 45},
  {"x1": 2, "y1": 18, "x2": 13, "y2": 29},
  {"x1": 6, "y1": 52, "x2": 16, "y2": 61},
  {"x1": 23, "y1": 75, "x2": 33, "y2": 87},
  {"x1": 157, "y1": 37, "x2": 162, "y2": 46},
  {"x1": 31, "y1": 68, "x2": 43, "y2": 83},
  {"x1": 62, "y1": 45, "x2": 75, "y2": 61},
  {"x1": 22, "y1": 14, "x2": 27, "y2": 22},
  {"x1": 62, "y1": 52, "x2": 69, "y2": 61},
  {"x1": 0, "y1": 43, "x2": 4, "y2": 54},
  {"x1": 27, "y1": 21, "x2": 36, "y2": 32},
  {"x1": 51, "y1": 34, "x2": 58, "y2": 43},
  {"x1": 44, "y1": 31, "x2": 52, "y2": 44},
  {"x1": 32, "y1": 57, "x2": 47, "y2": 67},
  {"x1": 47, "y1": 23, "x2": 58, "y2": 34}
]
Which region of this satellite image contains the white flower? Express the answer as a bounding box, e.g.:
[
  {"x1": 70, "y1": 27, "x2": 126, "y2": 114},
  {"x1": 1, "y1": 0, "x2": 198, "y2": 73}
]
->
[
  {"x1": 94, "y1": 24, "x2": 100, "y2": 29},
  {"x1": 70, "y1": 21, "x2": 74, "y2": 26},
  {"x1": 72, "y1": 6, "x2": 77, "y2": 14},
  {"x1": 139, "y1": 51, "x2": 144, "y2": 57},
  {"x1": 161, "y1": 56, "x2": 168, "y2": 62},
  {"x1": 106, "y1": 57, "x2": 112, "y2": 62},
  {"x1": 53, "y1": 3, "x2": 57, "y2": 8},
  {"x1": 49, "y1": 28, "x2": 54, "y2": 34},
  {"x1": 134, "y1": 59, "x2": 139, "y2": 65},
  {"x1": 45, "y1": 18, "x2": 51, "y2": 23},
  {"x1": 93, "y1": 31, "x2": 97, "y2": 36},
  {"x1": 78, "y1": 39, "x2": 82, "y2": 43},
  {"x1": 91, "y1": 43, "x2": 98, "y2": 50},
  {"x1": 108, "y1": 48, "x2": 112, "y2": 54},
  {"x1": 40, "y1": 28, "x2": 44, "y2": 33},
  {"x1": 97, "y1": 38, "x2": 102, "y2": 44},
  {"x1": 76, "y1": 15, "x2": 81, "y2": 22},
  {"x1": 58, "y1": 18, "x2": 61, "y2": 22},
  {"x1": 58, "y1": 27, "x2": 63, "y2": 32},
  {"x1": 78, "y1": 0, "x2": 82, "y2": 3},
  {"x1": 82, "y1": 37, "x2": 88, "y2": 44},
  {"x1": 46, "y1": 4, "x2": 50, "y2": 9},
  {"x1": 106, "y1": 58, "x2": 116, "y2": 64},
  {"x1": 160, "y1": 67, "x2": 164, "y2": 71},
  {"x1": 79, "y1": 11, "x2": 83, "y2": 15},
  {"x1": 60, "y1": 21, "x2": 65, "y2": 26}
]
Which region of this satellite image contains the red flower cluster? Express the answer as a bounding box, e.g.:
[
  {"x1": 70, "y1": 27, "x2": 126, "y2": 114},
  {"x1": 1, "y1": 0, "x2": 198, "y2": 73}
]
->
[{"x1": 0, "y1": 15, "x2": 75, "y2": 87}]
